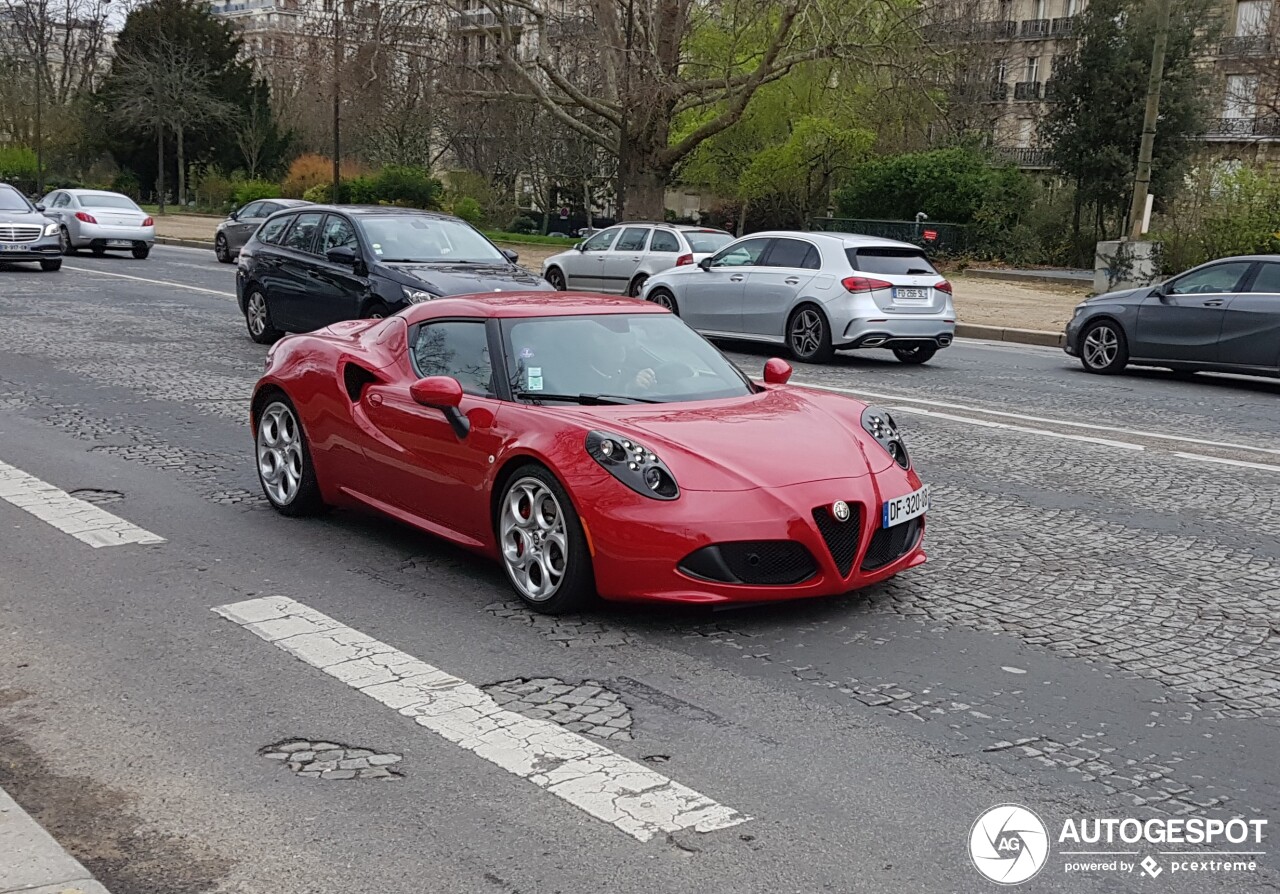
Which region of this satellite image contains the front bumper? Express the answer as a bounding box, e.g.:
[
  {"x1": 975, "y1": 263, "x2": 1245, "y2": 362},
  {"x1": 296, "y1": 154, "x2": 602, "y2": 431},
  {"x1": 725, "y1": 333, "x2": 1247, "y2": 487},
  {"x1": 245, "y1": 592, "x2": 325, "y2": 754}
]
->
[
  {"x1": 578, "y1": 470, "x2": 927, "y2": 605},
  {"x1": 74, "y1": 224, "x2": 155, "y2": 247},
  {"x1": 1063, "y1": 314, "x2": 1084, "y2": 356},
  {"x1": 0, "y1": 234, "x2": 61, "y2": 260}
]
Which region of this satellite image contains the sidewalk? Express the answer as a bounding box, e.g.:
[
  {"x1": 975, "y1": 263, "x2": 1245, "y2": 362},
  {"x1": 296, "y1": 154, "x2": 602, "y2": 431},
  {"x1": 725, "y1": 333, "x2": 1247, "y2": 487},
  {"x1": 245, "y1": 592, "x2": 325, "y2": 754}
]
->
[{"x1": 1, "y1": 786, "x2": 111, "y2": 894}]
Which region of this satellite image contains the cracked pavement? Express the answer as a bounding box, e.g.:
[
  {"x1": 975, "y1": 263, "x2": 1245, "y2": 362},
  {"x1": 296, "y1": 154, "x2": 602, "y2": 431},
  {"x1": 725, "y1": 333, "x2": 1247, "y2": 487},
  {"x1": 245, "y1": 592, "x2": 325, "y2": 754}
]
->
[{"x1": 0, "y1": 247, "x2": 1278, "y2": 892}]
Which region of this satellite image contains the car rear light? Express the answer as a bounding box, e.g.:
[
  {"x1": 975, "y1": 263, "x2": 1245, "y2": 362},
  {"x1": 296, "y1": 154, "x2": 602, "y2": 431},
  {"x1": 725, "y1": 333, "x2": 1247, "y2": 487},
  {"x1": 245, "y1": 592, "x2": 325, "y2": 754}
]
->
[
  {"x1": 841, "y1": 276, "x2": 893, "y2": 293},
  {"x1": 676, "y1": 253, "x2": 694, "y2": 266},
  {"x1": 935, "y1": 280, "x2": 953, "y2": 294},
  {"x1": 75, "y1": 212, "x2": 97, "y2": 224},
  {"x1": 142, "y1": 216, "x2": 154, "y2": 227}
]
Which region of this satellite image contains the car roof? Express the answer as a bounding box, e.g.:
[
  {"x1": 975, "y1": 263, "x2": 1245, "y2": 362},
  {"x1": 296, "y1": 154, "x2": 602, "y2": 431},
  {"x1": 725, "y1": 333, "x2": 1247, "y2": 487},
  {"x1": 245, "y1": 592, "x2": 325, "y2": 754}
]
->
[
  {"x1": 398, "y1": 292, "x2": 669, "y2": 324},
  {"x1": 741, "y1": 230, "x2": 923, "y2": 251},
  {"x1": 259, "y1": 198, "x2": 310, "y2": 206},
  {"x1": 605, "y1": 221, "x2": 730, "y2": 233},
  {"x1": 66, "y1": 189, "x2": 132, "y2": 197},
  {"x1": 302, "y1": 204, "x2": 457, "y2": 219}
]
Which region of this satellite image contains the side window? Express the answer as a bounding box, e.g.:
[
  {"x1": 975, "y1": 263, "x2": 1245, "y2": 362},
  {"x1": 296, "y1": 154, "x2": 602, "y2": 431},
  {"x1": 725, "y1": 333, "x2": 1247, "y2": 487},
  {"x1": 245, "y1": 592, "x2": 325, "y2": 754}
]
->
[
  {"x1": 650, "y1": 230, "x2": 680, "y2": 253},
  {"x1": 411, "y1": 321, "x2": 494, "y2": 397},
  {"x1": 238, "y1": 202, "x2": 264, "y2": 219},
  {"x1": 614, "y1": 227, "x2": 650, "y2": 252},
  {"x1": 1167, "y1": 262, "x2": 1253, "y2": 295},
  {"x1": 259, "y1": 202, "x2": 282, "y2": 217},
  {"x1": 712, "y1": 238, "x2": 772, "y2": 268},
  {"x1": 258, "y1": 215, "x2": 291, "y2": 245},
  {"x1": 320, "y1": 215, "x2": 357, "y2": 254},
  {"x1": 52, "y1": 192, "x2": 71, "y2": 208},
  {"x1": 764, "y1": 238, "x2": 820, "y2": 269},
  {"x1": 581, "y1": 229, "x2": 618, "y2": 252},
  {"x1": 281, "y1": 212, "x2": 324, "y2": 253},
  {"x1": 1247, "y1": 263, "x2": 1280, "y2": 294}
]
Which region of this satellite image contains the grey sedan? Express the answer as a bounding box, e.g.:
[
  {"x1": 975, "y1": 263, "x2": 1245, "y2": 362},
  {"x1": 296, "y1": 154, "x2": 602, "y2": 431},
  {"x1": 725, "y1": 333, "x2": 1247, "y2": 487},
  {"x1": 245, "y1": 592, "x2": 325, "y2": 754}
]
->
[
  {"x1": 40, "y1": 189, "x2": 155, "y2": 258},
  {"x1": 1065, "y1": 255, "x2": 1280, "y2": 377},
  {"x1": 214, "y1": 198, "x2": 310, "y2": 263}
]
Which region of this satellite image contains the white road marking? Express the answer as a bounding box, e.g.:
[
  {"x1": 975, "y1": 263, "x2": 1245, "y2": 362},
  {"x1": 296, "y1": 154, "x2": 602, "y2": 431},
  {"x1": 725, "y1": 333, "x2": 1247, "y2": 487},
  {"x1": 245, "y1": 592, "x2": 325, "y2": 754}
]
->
[
  {"x1": 1172, "y1": 453, "x2": 1280, "y2": 474},
  {"x1": 0, "y1": 460, "x2": 164, "y2": 547},
  {"x1": 1001, "y1": 666, "x2": 1027, "y2": 675},
  {"x1": 800, "y1": 382, "x2": 1280, "y2": 457},
  {"x1": 63, "y1": 265, "x2": 235, "y2": 298},
  {"x1": 214, "y1": 596, "x2": 749, "y2": 842},
  {"x1": 885, "y1": 405, "x2": 1145, "y2": 451}
]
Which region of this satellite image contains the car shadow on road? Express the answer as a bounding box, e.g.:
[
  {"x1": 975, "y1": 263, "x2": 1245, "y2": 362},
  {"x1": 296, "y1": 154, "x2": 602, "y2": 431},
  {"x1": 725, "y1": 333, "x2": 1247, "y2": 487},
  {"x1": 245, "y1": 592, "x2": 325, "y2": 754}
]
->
[
  {"x1": 714, "y1": 337, "x2": 945, "y2": 373},
  {"x1": 1071, "y1": 364, "x2": 1280, "y2": 396}
]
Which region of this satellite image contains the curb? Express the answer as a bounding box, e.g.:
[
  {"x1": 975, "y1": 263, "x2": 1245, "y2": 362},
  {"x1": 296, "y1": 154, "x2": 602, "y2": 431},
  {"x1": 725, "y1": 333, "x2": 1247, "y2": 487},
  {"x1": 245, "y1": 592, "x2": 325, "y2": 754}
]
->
[
  {"x1": 961, "y1": 268, "x2": 1093, "y2": 288},
  {"x1": 956, "y1": 322, "x2": 1065, "y2": 349},
  {"x1": 0, "y1": 786, "x2": 112, "y2": 894}
]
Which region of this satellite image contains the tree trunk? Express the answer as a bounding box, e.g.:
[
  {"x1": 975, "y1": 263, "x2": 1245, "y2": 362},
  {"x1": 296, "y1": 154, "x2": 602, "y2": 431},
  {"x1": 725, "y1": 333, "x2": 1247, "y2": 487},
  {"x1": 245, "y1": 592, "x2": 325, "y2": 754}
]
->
[
  {"x1": 583, "y1": 179, "x2": 593, "y2": 230},
  {"x1": 617, "y1": 125, "x2": 671, "y2": 221},
  {"x1": 156, "y1": 123, "x2": 166, "y2": 215},
  {"x1": 177, "y1": 123, "x2": 185, "y2": 208},
  {"x1": 737, "y1": 199, "x2": 748, "y2": 237}
]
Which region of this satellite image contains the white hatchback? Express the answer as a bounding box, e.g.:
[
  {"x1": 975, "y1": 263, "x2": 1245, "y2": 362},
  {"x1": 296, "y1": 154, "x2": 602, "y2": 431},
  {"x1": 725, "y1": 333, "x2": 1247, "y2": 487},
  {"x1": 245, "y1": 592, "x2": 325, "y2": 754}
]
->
[{"x1": 542, "y1": 223, "x2": 733, "y2": 297}]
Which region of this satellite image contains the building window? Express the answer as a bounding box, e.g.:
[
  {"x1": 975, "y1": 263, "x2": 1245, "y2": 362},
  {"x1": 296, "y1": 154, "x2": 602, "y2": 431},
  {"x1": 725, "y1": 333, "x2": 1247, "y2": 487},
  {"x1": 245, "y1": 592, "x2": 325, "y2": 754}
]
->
[
  {"x1": 1235, "y1": 0, "x2": 1272, "y2": 35},
  {"x1": 1224, "y1": 74, "x2": 1259, "y2": 117},
  {"x1": 1016, "y1": 118, "x2": 1035, "y2": 148},
  {"x1": 1032, "y1": 0, "x2": 1047, "y2": 17},
  {"x1": 1026, "y1": 56, "x2": 1040, "y2": 81},
  {"x1": 994, "y1": 59, "x2": 1008, "y2": 82}
]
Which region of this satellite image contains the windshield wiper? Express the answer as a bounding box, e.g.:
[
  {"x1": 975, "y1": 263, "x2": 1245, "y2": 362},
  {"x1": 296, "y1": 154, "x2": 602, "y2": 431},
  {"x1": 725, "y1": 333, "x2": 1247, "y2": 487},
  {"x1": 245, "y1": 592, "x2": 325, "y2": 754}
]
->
[{"x1": 513, "y1": 391, "x2": 660, "y2": 405}]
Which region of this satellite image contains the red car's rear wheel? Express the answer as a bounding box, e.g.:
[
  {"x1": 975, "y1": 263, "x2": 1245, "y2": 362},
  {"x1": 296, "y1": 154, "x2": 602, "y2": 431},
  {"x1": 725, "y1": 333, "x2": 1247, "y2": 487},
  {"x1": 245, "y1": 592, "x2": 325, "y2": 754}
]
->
[{"x1": 498, "y1": 466, "x2": 593, "y2": 613}]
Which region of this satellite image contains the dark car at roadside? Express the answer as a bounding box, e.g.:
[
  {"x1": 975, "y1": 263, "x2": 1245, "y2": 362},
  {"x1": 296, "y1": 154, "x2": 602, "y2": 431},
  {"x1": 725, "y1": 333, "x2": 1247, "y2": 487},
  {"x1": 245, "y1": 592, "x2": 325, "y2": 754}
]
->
[
  {"x1": 236, "y1": 205, "x2": 553, "y2": 343},
  {"x1": 0, "y1": 183, "x2": 62, "y2": 272},
  {"x1": 214, "y1": 197, "x2": 311, "y2": 263}
]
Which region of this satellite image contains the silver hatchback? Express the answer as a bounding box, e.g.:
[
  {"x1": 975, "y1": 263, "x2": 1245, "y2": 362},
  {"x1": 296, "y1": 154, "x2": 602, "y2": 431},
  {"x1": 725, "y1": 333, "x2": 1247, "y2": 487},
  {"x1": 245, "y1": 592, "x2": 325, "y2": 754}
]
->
[
  {"x1": 641, "y1": 231, "x2": 957, "y2": 364},
  {"x1": 542, "y1": 222, "x2": 733, "y2": 296}
]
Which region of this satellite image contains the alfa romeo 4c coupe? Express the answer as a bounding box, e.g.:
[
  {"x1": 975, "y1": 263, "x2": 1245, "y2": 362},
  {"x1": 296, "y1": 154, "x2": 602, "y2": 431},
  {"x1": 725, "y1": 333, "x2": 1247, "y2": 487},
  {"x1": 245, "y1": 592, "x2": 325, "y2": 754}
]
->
[{"x1": 251, "y1": 292, "x2": 930, "y2": 612}]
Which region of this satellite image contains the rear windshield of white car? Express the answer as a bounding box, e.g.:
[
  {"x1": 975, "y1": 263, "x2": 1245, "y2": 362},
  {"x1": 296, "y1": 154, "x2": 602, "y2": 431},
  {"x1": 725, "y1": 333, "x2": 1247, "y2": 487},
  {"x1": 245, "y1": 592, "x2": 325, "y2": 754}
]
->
[
  {"x1": 847, "y1": 247, "x2": 937, "y2": 276},
  {"x1": 0, "y1": 187, "x2": 32, "y2": 211},
  {"x1": 81, "y1": 194, "x2": 140, "y2": 210},
  {"x1": 685, "y1": 231, "x2": 733, "y2": 253}
]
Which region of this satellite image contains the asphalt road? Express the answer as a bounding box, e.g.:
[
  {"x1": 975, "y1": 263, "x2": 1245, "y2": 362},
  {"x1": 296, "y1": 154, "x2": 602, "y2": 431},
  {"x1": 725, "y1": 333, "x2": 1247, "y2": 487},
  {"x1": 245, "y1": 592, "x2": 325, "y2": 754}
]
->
[{"x1": 1, "y1": 245, "x2": 1278, "y2": 894}]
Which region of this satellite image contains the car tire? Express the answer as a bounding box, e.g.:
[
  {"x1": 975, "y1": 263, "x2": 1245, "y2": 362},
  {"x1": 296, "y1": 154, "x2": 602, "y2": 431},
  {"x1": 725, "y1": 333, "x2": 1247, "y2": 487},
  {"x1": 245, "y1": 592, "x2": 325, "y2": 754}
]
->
[
  {"x1": 255, "y1": 394, "x2": 326, "y2": 517},
  {"x1": 364, "y1": 301, "x2": 392, "y2": 319},
  {"x1": 648, "y1": 288, "x2": 679, "y2": 315},
  {"x1": 58, "y1": 227, "x2": 77, "y2": 255},
  {"x1": 497, "y1": 464, "x2": 594, "y2": 614},
  {"x1": 545, "y1": 267, "x2": 566, "y2": 290},
  {"x1": 132, "y1": 244, "x2": 150, "y2": 260},
  {"x1": 40, "y1": 259, "x2": 62, "y2": 272},
  {"x1": 1079, "y1": 318, "x2": 1129, "y2": 374},
  {"x1": 787, "y1": 304, "x2": 835, "y2": 363},
  {"x1": 627, "y1": 273, "x2": 649, "y2": 298},
  {"x1": 215, "y1": 234, "x2": 232, "y2": 263},
  {"x1": 244, "y1": 288, "x2": 282, "y2": 344},
  {"x1": 893, "y1": 344, "x2": 937, "y2": 365}
]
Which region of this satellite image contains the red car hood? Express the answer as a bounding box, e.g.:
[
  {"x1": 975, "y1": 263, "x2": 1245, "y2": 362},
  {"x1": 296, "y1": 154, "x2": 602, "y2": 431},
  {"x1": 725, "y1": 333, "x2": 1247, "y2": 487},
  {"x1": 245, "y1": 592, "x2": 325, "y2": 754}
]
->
[{"x1": 562, "y1": 387, "x2": 895, "y2": 491}]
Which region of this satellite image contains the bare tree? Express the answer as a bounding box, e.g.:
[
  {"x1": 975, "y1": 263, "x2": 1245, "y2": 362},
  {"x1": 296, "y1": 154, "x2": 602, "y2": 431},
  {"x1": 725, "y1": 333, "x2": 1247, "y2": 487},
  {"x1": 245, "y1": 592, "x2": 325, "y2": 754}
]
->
[{"x1": 236, "y1": 91, "x2": 274, "y2": 178}]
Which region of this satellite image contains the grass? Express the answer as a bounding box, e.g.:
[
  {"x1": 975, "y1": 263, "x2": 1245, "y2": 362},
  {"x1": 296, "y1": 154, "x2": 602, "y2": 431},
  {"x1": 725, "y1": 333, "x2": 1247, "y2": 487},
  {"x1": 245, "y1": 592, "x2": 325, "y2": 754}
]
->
[{"x1": 481, "y1": 229, "x2": 579, "y2": 246}]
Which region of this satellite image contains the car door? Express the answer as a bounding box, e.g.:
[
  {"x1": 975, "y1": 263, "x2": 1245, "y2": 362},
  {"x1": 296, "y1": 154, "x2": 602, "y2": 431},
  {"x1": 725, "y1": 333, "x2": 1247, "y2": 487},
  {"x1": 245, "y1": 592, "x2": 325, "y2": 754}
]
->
[
  {"x1": 302, "y1": 214, "x2": 372, "y2": 327},
  {"x1": 228, "y1": 201, "x2": 265, "y2": 250},
  {"x1": 680, "y1": 237, "x2": 773, "y2": 335},
  {"x1": 644, "y1": 227, "x2": 683, "y2": 275},
  {"x1": 1133, "y1": 260, "x2": 1253, "y2": 363},
  {"x1": 268, "y1": 211, "x2": 326, "y2": 331},
  {"x1": 564, "y1": 228, "x2": 618, "y2": 290},
  {"x1": 359, "y1": 319, "x2": 503, "y2": 541},
  {"x1": 741, "y1": 238, "x2": 822, "y2": 338},
  {"x1": 1218, "y1": 260, "x2": 1280, "y2": 370},
  {"x1": 45, "y1": 191, "x2": 72, "y2": 235},
  {"x1": 600, "y1": 226, "x2": 651, "y2": 293}
]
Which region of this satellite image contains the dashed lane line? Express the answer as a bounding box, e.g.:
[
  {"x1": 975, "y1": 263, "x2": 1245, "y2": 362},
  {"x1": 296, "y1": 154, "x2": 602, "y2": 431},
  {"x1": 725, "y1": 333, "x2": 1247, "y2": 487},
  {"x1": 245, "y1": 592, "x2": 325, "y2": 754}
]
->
[
  {"x1": 883, "y1": 405, "x2": 1145, "y2": 451},
  {"x1": 1172, "y1": 452, "x2": 1280, "y2": 474},
  {"x1": 62, "y1": 265, "x2": 235, "y2": 298},
  {"x1": 213, "y1": 596, "x2": 750, "y2": 842},
  {"x1": 0, "y1": 459, "x2": 165, "y2": 548}
]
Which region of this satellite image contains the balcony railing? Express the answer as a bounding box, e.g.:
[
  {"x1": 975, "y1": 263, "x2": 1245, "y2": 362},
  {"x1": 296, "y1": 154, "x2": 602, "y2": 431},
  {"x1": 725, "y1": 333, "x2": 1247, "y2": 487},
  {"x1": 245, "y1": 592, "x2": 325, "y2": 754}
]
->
[
  {"x1": 453, "y1": 8, "x2": 525, "y2": 29},
  {"x1": 1020, "y1": 18, "x2": 1050, "y2": 38},
  {"x1": 1203, "y1": 116, "x2": 1280, "y2": 138},
  {"x1": 1050, "y1": 15, "x2": 1076, "y2": 35},
  {"x1": 1043, "y1": 79, "x2": 1062, "y2": 100},
  {"x1": 922, "y1": 18, "x2": 1016, "y2": 41},
  {"x1": 997, "y1": 147, "x2": 1053, "y2": 168},
  {"x1": 1014, "y1": 80, "x2": 1042, "y2": 100},
  {"x1": 989, "y1": 82, "x2": 1010, "y2": 101},
  {"x1": 1218, "y1": 35, "x2": 1272, "y2": 55}
]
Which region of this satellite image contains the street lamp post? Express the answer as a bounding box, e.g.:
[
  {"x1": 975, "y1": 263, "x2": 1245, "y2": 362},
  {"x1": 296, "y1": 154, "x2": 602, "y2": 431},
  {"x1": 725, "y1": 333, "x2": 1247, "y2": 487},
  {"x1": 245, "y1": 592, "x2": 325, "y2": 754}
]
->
[
  {"x1": 332, "y1": 3, "x2": 341, "y2": 200},
  {"x1": 1126, "y1": 0, "x2": 1173, "y2": 240},
  {"x1": 34, "y1": 60, "x2": 43, "y2": 195}
]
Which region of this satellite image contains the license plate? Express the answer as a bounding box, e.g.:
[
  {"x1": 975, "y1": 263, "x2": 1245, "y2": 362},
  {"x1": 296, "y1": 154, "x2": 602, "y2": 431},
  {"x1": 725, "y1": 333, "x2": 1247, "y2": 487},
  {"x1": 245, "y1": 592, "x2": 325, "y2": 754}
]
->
[
  {"x1": 894, "y1": 287, "x2": 929, "y2": 301},
  {"x1": 882, "y1": 485, "x2": 929, "y2": 528},
  {"x1": 0, "y1": 243, "x2": 30, "y2": 252},
  {"x1": 108, "y1": 240, "x2": 134, "y2": 247}
]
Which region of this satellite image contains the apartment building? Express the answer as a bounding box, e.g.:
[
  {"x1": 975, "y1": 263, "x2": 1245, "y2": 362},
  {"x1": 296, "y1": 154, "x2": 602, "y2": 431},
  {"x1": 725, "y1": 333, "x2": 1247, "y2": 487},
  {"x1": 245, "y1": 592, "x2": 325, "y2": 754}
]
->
[{"x1": 925, "y1": 0, "x2": 1280, "y2": 168}]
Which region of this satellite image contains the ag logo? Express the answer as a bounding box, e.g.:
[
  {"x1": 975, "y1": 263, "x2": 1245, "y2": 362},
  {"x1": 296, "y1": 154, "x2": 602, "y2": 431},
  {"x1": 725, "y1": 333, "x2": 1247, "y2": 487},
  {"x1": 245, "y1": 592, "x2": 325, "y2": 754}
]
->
[
  {"x1": 831, "y1": 500, "x2": 850, "y2": 522},
  {"x1": 969, "y1": 804, "x2": 1049, "y2": 885}
]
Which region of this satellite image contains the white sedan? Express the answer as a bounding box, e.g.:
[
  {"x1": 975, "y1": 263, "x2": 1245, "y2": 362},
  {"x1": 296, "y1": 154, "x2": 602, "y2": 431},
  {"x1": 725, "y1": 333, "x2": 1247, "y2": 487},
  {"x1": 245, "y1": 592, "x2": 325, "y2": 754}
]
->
[{"x1": 39, "y1": 189, "x2": 156, "y2": 259}]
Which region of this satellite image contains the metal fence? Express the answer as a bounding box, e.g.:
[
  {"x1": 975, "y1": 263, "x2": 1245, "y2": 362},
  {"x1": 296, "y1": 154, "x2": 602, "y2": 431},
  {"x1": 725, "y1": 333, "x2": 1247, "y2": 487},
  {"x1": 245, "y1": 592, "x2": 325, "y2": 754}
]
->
[{"x1": 808, "y1": 217, "x2": 972, "y2": 256}]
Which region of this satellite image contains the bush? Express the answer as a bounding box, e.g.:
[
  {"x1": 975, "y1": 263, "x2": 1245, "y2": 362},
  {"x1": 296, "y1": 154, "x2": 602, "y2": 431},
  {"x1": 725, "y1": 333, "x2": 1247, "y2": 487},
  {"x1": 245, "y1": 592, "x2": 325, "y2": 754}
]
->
[
  {"x1": 193, "y1": 167, "x2": 236, "y2": 211},
  {"x1": 281, "y1": 155, "x2": 367, "y2": 199},
  {"x1": 303, "y1": 183, "x2": 332, "y2": 203},
  {"x1": 0, "y1": 146, "x2": 38, "y2": 195},
  {"x1": 452, "y1": 196, "x2": 483, "y2": 224},
  {"x1": 111, "y1": 171, "x2": 141, "y2": 200},
  {"x1": 1152, "y1": 164, "x2": 1280, "y2": 273},
  {"x1": 370, "y1": 165, "x2": 442, "y2": 209},
  {"x1": 837, "y1": 147, "x2": 1023, "y2": 225},
  {"x1": 508, "y1": 215, "x2": 539, "y2": 234},
  {"x1": 233, "y1": 179, "x2": 282, "y2": 206}
]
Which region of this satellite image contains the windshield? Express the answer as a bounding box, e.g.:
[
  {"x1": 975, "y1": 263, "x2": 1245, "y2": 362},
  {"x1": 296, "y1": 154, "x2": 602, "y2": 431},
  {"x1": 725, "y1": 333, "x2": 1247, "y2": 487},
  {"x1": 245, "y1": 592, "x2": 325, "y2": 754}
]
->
[
  {"x1": 685, "y1": 231, "x2": 733, "y2": 253},
  {"x1": 80, "y1": 194, "x2": 140, "y2": 210},
  {"x1": 502, "y1": 313, "x2": 753, "y2": 404},
  {"x1": 848, "y1": 247, "x2": 937, "y2": 276},
  {"x1": 359, "y1": 216, "x2": 506, "y2": 264},
  {"x1": 0, "y1": 187, "x2": 32, "y2": 212}
]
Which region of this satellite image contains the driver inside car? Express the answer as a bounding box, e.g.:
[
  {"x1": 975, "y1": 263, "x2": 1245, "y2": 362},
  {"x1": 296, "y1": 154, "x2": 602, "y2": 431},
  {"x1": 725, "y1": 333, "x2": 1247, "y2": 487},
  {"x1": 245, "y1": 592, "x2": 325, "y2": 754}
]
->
[{"x1": 579, "y1": 325, "x2": 657, "y2": 392}]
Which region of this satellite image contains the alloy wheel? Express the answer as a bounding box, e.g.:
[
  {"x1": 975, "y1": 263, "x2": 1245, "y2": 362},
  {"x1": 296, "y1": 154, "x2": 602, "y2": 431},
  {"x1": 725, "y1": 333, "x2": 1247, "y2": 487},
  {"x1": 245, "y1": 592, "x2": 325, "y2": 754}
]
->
[
  {"x1": 257, "y1": 402, "x2": 304, "y2": 506},
  {"x1": 547, "y1": 268, "x2": 566, "y2": 290},
  {"x1": 790, "y1": 308, "x2": 824, "y2": 358},
  {"x1": 651, "y1": 290, "x2": 674, "y2": 310},
  {"x1": 215, "y1": 235, "x2": 229, "y2": 262},
  {"x1": 246, "y1": 292, "x2": 268, "y2": 337},
  {"x1": 500, "y1": 476, "x2": 569, "y2": 602},
  {"x1": 1083, "y1": 324, "x2": 1119, "y2": 369},
  {"x1": 59, "y1": 228, "x2": 71, "y2": 254}
]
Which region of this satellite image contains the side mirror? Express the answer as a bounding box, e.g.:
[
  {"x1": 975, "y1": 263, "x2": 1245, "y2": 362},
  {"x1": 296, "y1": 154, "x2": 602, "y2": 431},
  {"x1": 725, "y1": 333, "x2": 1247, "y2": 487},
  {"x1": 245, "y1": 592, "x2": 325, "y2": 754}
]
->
[
  {"x1": 698, "y1": 256, "x2": 714, "y2": 271},
  {"x1": 410, "y1": 376, "x2": 470, "y2": 438},
  {"x1": 35, "y1": 203, "x2": 45, "y2": 212},
  {"x1": 763, "y1": 358, "x2": 793, "y2": 385},
  {"x1": 502, "y1": 248, "x2": 519, "y2": 263},
  {"x1": 228, "y1": 209, "x2": 239, "y2": 220},
  {"x1": 575, "y1": 242, "x2": 586, "y2": 252},
  {"x1": 326, "y1": 245, "x2": 358, "y2": 266}
]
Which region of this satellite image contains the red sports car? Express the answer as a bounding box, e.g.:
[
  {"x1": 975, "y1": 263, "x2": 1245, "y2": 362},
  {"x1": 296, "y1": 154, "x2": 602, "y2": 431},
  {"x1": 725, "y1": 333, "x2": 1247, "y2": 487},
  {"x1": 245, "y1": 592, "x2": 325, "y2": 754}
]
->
[{"x1": 251, "y1": 293, "x2": 929, "y2": 612}]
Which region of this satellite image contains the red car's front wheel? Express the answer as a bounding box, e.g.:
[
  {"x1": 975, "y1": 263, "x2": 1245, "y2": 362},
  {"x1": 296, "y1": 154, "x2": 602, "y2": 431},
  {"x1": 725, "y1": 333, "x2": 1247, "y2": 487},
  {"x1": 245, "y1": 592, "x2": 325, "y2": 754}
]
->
[{"x1": 498, "y1": 466, "x2": 593, "y2": 613}]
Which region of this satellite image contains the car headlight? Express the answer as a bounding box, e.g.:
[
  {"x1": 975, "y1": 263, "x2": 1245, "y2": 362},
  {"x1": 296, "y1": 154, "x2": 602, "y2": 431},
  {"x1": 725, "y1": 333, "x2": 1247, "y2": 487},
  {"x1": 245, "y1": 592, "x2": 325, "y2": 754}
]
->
[
  {"x1": 43, "y1": 222, "x2": 58, "y2": 236},
  {"x1": 1072, "y1": 302, "x2": 1088, "y2": 317},
  {"x1": 585, "y1": 430, "x2": 679, "y2": 500},
  {"x1": 402, "y1": 286, "x2": 436, "y2": 303},
  {"x1": 861, "y1": 405, "x2": 910, "y2": 469}
]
